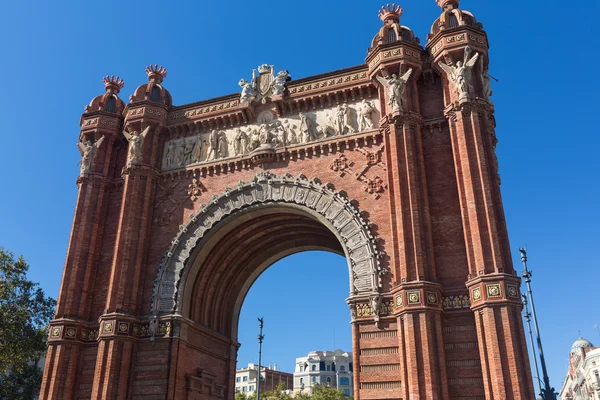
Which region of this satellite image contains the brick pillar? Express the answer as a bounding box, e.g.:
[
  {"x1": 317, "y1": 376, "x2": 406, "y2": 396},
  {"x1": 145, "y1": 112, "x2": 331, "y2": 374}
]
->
[
  {"x1": 396, "y1": 284, "x2": 449, "y2": 399},
  {"x1": 351, "y1": 321, "x2": 361, "y2": 400},
  {"x1": 41, "y1": 113, "x2": 121, "y2": 399},
  {"x1": 445, "y1": 103, "x2": 535, "y2": 398},
  {"x1": 90, "y1": 116, "x2": 164, "y2": 399}
]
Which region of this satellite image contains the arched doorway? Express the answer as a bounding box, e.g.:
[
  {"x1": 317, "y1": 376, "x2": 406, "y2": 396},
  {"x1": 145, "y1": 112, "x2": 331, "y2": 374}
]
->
[{"x1": 151, "y1": 173, "x2": 385, "y2": 398}]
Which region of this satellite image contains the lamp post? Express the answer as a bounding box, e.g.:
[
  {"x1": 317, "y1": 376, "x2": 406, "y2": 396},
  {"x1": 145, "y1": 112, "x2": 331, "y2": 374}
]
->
[
  {"x1": 519, "y1": 248, "x2": 557, "y2": 400},
  {"x1": 522, "y1": 294, "x2": 542, "y2": 395},
  {"x1": 256, "y1": 318, "x2": 265, "y2": 400}
]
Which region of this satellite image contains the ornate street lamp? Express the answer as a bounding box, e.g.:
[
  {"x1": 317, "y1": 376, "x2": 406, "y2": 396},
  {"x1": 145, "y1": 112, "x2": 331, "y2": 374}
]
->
[
  {"x1": 519, "y1": 248, "x2": 557, "y2": 400},
  {"x1": 256, "y1": 318, "x2": 265, "y2": 400}
]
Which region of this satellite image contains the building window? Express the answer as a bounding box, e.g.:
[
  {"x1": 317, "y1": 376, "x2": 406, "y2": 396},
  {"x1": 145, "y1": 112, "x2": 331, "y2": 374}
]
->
[
  {"x1": 235, "y1": 387, "x2": 240, "y2": 392},
  {"x1": 243, "y1": 376, "x2": 248, "y2": 381},
  {"x1": 312, "y1": 376, "x2": 316, "y2": 383},
  {"x1": 349, "y1": 363, "x2": 353, "y2": 372},
  {"x1": 236, "y1": 377, "x2": 241, "y2": 382},
  {"x1": 326, "y1": 365, "x2": 331, "y2": 371},
  {"x1": 326, "y1": 377, "x2": 332, "y2": 387},
  {"x1": 300, "y1": 378, "x2": 304, "y2": 385},
  {"x1": 340, "y1": 377, "x2": 350, "y2": 386},
  {"x1": 311, "y1": 365, "x2": 316, "y2": 371},
  {"x1": 332, "y1": 362, "x2": 336, "y2": 371},
  {"x1": 340, "y1": 366, "x2": 345, "y2": 371},
  {"x1": 344, "y1": 389, "x2": 351, "y2": 396},
  {"x1": 320, "y1": 361, "x2": 325, "y2": 371},
  {"x1": 249, "y1": 386, "x2": 254, "y2": 391},
  {"x1": 242, "y1": 386, "x2": 247, "y2": 392}
]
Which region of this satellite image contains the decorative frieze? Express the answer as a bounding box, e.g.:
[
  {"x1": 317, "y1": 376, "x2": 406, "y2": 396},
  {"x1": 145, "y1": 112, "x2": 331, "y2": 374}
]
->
[
  {"x1": 442, "y1": 294, "x2": 470, "y2": 310},
  {"x1": 160, "y1": 99, "x2": 381, "y2": 171}
]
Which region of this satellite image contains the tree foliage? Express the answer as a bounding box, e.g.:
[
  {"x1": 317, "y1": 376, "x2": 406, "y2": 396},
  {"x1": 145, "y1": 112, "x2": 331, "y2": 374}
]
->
[
  {"x1": 259, "y1": 383, "x2": 350, "y2": 400},
  {"x1": 310, "y1": 385, "x2": 348, "y2": 400},
  {"x1": 0, "y1": 248, "x2": 56, "y2": 398}
]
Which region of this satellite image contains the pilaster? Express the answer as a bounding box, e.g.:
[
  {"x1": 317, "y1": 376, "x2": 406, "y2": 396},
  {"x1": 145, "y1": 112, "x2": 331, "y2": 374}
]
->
[
  {"x1": 42, "y1": 109, "x2": 122, "y2": 400},
  {"x1": 90, "y1": 100, "x2": 167, "y2": 399},
  {"x1": 394, "y1": 282, "x2": 449, "y2": 399}
]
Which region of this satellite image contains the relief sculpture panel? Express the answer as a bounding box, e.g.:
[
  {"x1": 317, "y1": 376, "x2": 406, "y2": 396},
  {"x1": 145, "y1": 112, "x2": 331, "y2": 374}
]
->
[{"x1": 161, "y1": 99, "x2": 381, "y2": 171}]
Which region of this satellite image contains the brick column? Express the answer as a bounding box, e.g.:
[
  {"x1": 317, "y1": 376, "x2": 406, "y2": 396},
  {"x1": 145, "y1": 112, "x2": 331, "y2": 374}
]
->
[
  {"x1": 445, "y1": 103, "x2": 535, "y2": 398},
  {"x1": 90, "y1": 117, "x2": 164, "y2": 399},
  {"x1": 396, "y1": 284, "x2": 449, "y2": 399},
  {"x1": 41, "y1": 114, "x2": 120, "y2": 400}
]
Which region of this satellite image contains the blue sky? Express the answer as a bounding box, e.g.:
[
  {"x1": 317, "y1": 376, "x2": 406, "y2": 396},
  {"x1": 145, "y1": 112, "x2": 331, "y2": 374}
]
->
[{"x1": 0, "y1": 0, "x2": 598, "y2": 391}]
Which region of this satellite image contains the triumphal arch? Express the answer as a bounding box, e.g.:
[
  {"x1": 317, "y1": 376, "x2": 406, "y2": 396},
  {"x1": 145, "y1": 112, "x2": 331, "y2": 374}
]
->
[{"x1": 41, "y1": 1, "x2": 535, "y2": 399}]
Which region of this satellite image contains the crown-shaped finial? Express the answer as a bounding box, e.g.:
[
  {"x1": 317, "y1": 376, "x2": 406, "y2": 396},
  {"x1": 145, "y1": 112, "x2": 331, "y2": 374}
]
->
[
  {"x1": 102, "y1": 75, "x2": 125, "y2": 93},
  {"x1": 145, "y1": 64, "x2": 168, "y2": 83},
  {"x1": 437, "y1": 0, "x2": 459, "y2": 9},
  {"x1": 378, "y1": 3, "x2": 403, "y2": 23}
]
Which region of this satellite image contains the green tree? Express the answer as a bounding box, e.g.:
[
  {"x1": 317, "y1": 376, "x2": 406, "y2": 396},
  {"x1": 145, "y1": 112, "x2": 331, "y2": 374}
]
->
[
  {"x1": 261, "y1": 382, "x2": 292, "y2": 400},
  {"x1": 235, "y1": 391, "x2": 249, "y2": 400},
  {"x1": 0, "y1": 249, "x2": 56, "y2": 399},
  {"x1": 310, "y1": 385, "x2": 347, "y2": 400}
]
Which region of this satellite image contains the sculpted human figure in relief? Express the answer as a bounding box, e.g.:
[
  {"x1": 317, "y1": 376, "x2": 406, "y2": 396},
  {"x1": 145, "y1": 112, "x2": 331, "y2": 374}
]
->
[
  {"x1": 272, "y1": 70, "x2": 289, "y2": 96},
  {"x1": 299, "y1": 113, "x2": 316, "y2": 143},
  {"x1": 164, "y1": 140, "x2": 176, "y2": 168},
  {"x1": 359, "y1": 100, "x2": 375, "y2": 131},
  {"x1": 438, "y1": 46, "x2": 479, "y2": 100},
  {"x1": 207, "y1": 129, "x2": 220, "y2": 160},
  {"x1": 376, "y1": 68, "x2": 413, "y2": 112},
  {"x1": 217, "y1": 131, "x2": 228, "y2": 158},
  {"x1": 234, "y1": 128, "x2": 248, "y2": 155},
  {"x1": 77, "y1": 136, "x2": 105, "y2": 174},
  {"x1": 123, "y1": 126, "x2": 150, "y2": 166}
]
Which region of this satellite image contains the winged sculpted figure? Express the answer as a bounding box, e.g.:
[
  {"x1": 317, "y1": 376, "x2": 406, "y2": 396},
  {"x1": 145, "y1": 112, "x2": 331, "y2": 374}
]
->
[
  {"x1": 123, "y1": 126, "x2": 151, "y2": 166},
  {"x1": 77, "y1": 136, "x2": 105, "y2": 174},
  {"x1": 438, "y1": 47, "x2": 480, "y2": 100},
  {"x1": 376, "y1": 67, "x2": 413, "y2": 112}
]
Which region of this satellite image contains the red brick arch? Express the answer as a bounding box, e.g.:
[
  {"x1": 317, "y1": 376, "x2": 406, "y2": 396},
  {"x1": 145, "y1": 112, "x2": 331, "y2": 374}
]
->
[{"x1": 151, "y1": 172, "x2": 386, "y2": 337}]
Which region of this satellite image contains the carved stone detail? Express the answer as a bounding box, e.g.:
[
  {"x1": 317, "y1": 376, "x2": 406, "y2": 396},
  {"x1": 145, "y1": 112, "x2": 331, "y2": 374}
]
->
[
  {"x1": 442, "y1": 294, "x2": 470, "y2": 310},
  {"x1": 151, "y1": 172, "x2": 384, "y2": 317}
]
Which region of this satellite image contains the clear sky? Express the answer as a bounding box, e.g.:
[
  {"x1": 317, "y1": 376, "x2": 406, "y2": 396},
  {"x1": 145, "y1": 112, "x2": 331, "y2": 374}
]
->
[{"x1": 0, "y1": 0, "x2": 598, "y2": 391}]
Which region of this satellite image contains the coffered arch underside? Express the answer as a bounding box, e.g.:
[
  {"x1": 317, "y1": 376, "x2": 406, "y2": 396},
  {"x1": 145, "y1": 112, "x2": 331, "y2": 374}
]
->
[{"x1": 151, "y1": 172, "x2": 386, "y2": 317}]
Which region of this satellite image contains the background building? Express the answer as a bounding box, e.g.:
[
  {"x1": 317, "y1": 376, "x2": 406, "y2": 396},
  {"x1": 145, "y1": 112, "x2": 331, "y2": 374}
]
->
[
  {"x1": 293, "y1": 350, "x2": 353, "y2": 396},
  {"x1": 559, "y1": 337, "x2": 600, "y2": 399},
  {"x1": 235, "y1": 363, "x2": 293, "y2": 396}
]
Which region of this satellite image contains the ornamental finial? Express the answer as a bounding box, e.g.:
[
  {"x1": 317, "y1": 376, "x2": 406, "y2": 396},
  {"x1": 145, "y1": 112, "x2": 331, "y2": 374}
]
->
[
  {"x1": 102, "y1": 75, "x2": 124, "y2": 94},
  {"x1": 436, "y1": 0, "x2": 460, "y2": 10},
  {"x1": 378, "y1": 3, "x2": 403, "y2": 23},
  {"x1": 145, "y1": 64, "x2": 168, "y2": 83}
]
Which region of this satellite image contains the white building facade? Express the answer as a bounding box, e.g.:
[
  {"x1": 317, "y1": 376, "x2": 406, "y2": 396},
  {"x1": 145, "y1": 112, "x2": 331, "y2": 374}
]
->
[
  {"x1": 235, "y1": 363, "x2": 293, "y2": 396},
  {"x1": 293, "y1": 350, "x2": 353, "y2": 396},
  {"x1": 559, "y1": 337, "x2": 600, "y2": 400}
]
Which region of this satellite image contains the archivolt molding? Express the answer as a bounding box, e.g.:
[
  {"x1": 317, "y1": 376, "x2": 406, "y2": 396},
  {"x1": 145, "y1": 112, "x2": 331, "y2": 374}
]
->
[{"x1": 151, "y1": 172, "x2": 385, "y2": 317}]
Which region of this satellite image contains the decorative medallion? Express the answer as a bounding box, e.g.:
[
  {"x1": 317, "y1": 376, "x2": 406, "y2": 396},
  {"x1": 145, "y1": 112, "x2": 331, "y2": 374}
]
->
[
  {"x1": 66, "y1": 327, "x2": 77, "y2": 338},
  {"x1": 118, "y1": 322, "x2": 129, "y2": 333},
  {"x1": 395, "y1": 294, "x2": 403, "y2": 308},
  {"x1": 472, "y1": 287, "x2": 482, "y2": 302},
  {"x1": 486, "y1": 284, "x2": 501, "y2": 298},
  {"x1": 356, "y1": 303, "x2": 373, "y2": 317},
  {"x1": 426, "y1": 292, "x2": 438, "y2": 305},
  {"x1": 507, "y1": 285, "x2": 519, "y2": 298},
  {"x1": 408, "y1": 291, "x2": 421, "y2": 305},
  {"x1": 330, "y1": 154, "x2": 352, "y2": 177},
  {"x1": 187, "y1": 178, "x2": 203, "y2": 202},
  {"x1": 81, "y1": 329, "x2": 89, "y2": 340},
  {"x1": 103, "y1": 322, "x2": 113, "y2": 333},
  {"x1": 51, "y1": 327, "x2": 61, "y2": 337}
]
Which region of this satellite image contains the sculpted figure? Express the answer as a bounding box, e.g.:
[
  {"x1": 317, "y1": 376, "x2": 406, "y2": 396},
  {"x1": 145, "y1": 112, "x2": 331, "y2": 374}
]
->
[
  {"x1": 207, "y1": 129, "x2": 220, "y2": 160},
  {"x1": 77, "y1": 136, "x2": 105, "y2": 174},
  {"x1": 217, "y1": 131, "x2": 228, "y2": 158},
  {"x1": 193, "y1": 135, "x2": 204, "y2": 163},
  {"x1": 376, "y1": 68, "x2": 413, "y2": 112},
  {"x1": 164, "y1": 140, "x2": 176, "y2": 168},
  {"x1": 370, "y1": 295, "x2": 381, "y2": 316},
  {"x1": 247, "y1": 127, "x2": 260, "y2": 152},
  {"x1": 299, "y1": 113, "x2": 316, "y2": 143},
  {"x1": 283, "y1": 119, "x2": 298, "y2": 145},
  {"x1": 239, "y1": 78, "x2": 257, "y2": 103},
  {"x1": 359, "y1": 99, "x2": 375, "y2": 131},
  {"x1": 123, "y1": 126, "x2": 150, "y2": 166},
  {"x1": 480, "y1": 57, "x2": 495, "y2": 100},
  {"x1": 234, "y1": 128, "x2": 249, "y2": 155},
  {"x1": 182, "y1": 138, "x2": 195, "y2": 166},
  {"x1": 438, "y1": 47, "x2": 479, "y2": 100},
  {"x1": 272, "y1": 70, "x2": 289, "y2": 96},
  {"x1": 341, "y1": 103, "x2": 356, "y2": 134}
]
